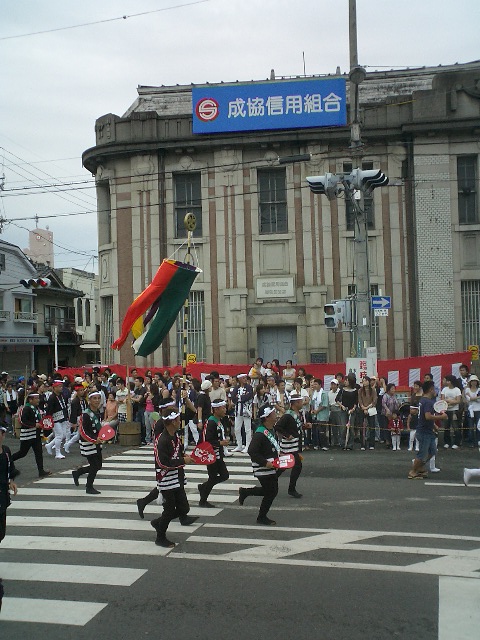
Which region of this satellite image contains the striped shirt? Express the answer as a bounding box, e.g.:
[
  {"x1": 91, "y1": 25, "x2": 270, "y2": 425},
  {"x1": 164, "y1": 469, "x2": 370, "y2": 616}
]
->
[
  {"x1": 279, "y1": 409, "x2": 303, "y2": 453},
  {"x1": 249, "y1": 426, "x2": 279, "y2": 477},
  {"x1": 79, "y1": 408, "x2": 102, "y2": 457},
  {"x1": 155, "y1": 429, "x2": 186, "y2": 491},
  {"x1": 19, "y1": 404, "x2": 41, "y2": 441}
]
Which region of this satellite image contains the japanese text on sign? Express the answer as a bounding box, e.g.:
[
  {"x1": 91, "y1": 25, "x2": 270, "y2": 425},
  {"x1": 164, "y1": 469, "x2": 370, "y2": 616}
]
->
[{"x1": 193, "y1": 78, "x2": 347, "y2": 134}]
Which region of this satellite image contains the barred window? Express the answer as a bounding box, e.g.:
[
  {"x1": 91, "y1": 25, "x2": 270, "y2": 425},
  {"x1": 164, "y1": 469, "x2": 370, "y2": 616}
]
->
[
  {"x1": 101, "y1": 296, "x2": 114, "y2": 364},
  {"x1": 176, "y1": 291, "x2": 206, "y2": 363},
  {"x1": 461, "y1": 280, "x2": 480, "y2": 348},
  {"x1": 458, "y1": 156, "x2": 478, "y2": 224},
  {"x1": 77, "y1": 299, "x2": 83, "y2": 327},
  {"x1": 85, "y1": 299, "x2": 91, "y2": 327},
  {"x1": 343, "y1": 161, "x2": 375, "y2": 231},
  {"x1": 258, "y1": 168, "x2": 287, "y2": 234},
  {"x1": 174, "y1": 173, "x2": 202, "y2": 238}
]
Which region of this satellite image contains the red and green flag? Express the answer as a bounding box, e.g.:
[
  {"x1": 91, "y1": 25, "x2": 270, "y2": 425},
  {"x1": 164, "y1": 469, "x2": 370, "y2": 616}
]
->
[{"x1": 111, "y1": 259, "x2": 201, "y2": 357}]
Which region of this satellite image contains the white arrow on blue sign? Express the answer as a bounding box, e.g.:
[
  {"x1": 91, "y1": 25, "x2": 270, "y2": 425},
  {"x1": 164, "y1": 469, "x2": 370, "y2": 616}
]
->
[{"x1": 371, "y1": 296, "x2": 391, "y2": 309}]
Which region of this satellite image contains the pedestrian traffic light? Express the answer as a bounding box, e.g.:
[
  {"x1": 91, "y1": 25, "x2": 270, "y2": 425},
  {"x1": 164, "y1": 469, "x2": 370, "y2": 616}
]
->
[
  {"x1": 20, "y1": 277, "x2": 51, "y2": 289},
  {"x1": 324, "y1": 300, "x2": 351, "y2": 330},
  {"x1": 348, "y1": 169, "x2": 389, "y2": 194},
  {"x1": 306, "y1": 173, "x2": 342, "y2": 201}
]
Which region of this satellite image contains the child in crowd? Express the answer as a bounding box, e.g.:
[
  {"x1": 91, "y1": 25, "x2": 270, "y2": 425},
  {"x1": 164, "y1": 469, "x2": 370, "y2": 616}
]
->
[{"x1": 389, "y1": 413, "x2": 402, "y2": 451}]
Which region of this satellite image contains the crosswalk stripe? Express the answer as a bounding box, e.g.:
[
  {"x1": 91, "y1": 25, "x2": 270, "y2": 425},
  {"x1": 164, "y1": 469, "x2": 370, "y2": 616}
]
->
[
  {"x1": 1, "y1": 535, "x2": 173, "y2": 556},
  {"x1": 17, "y1": 488, "x2": 239, "y2": 502},
  {"x1": 439, "y1": 576, "x2": 480, "y2": 639},
  {"x1": 60, "y1": 468, "x2": 254, "y2": 480},
  {"x1": 8, "y1": 515, "x2": 203, "y2": 533},
  {"x1": 101, "y1": 462, "x2": 253, "y2": 472},
  {"x1": 1, "y1": 597, "x2": 107, "y2": 626},
  {"x1": 0, "y1": 562, "x2": 146, "y2": 586},
  {"x1": 424, "y1": 482, "x2": 480, "y2": 488},
  {"x1": 35, "y1": 476, "x2": 254, "y2": 491},
  {"x1": 104, "y1": 455, "x2": 251, "y2": 465},
  {"x1": 10, "y1": 501, "x2": 222, "y2": 516}
]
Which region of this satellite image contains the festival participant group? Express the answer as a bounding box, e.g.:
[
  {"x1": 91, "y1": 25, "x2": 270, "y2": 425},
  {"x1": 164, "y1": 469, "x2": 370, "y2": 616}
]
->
[{"x1": 1, "y1": 358, "x2": 480, "y2": 547}]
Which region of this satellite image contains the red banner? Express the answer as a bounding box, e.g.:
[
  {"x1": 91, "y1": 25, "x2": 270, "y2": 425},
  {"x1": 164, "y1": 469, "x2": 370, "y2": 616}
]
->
[{"x1": 57, "y1": 351, "x2": 471, "y2": 388}]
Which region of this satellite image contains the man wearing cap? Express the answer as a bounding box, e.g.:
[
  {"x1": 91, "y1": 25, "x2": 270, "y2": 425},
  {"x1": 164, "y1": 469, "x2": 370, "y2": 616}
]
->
[
  {"x1": 45, "y1": 380, "x2": 70, "y2": 459},
  {"x1": 230, "y1": 374, "x2": 254, "y2": 453},
  {"x1": 276, "y1": 393, "x2": 304, "y2": 498},
  {"x1": 136, "y1": 400, "x2": 198, "y2": 526},
  {"x1": 72, "y1": 391, "x2": 104, "y2": 494},
  {"x1": 239, "y1": 405, "x2": 279, "y2": 525},
  {"x1": 196, "y1": 379, "x2": 212, "y2": 432},
  {"x1": 0, "y1": 424, "x2": 18, "y2": 543},
  {"x1": 151, "y1": 410, "x2": 196, "y2": 547},
  {"x1": 11, "y1": 392, "x2": 51, "y2": 478},
  {"x1": 64, "y1": 384, "x2": 88, "y2": 454},
  {"x1": 198, "y1": 400, "x2": 230, "y2": 508},
  {"x1": 328, "y1": 379, "x2": 344, "y2": 447}
]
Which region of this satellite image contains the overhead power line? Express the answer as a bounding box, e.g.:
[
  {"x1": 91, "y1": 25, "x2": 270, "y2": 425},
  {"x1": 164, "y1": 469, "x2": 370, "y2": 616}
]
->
[{"x1": 0, "y1": 0, "x2": 210, "y2": 41}]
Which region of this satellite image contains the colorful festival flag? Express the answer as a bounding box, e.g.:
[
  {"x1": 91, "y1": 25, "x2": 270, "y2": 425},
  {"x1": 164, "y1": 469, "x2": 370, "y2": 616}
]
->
[{"x1": 111, "y1": 259, "x2": 201, "y2": 355}]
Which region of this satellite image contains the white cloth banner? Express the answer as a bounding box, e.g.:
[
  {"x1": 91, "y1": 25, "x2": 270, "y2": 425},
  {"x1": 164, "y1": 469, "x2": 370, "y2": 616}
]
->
[
  {"x1": 430, "y1": 365, "x2": 442, "y2": 397},
  {"x1": 388, "y1": 370, "x2": 399, "y2": 386},
  {"x1": 408, "y1": 368, "x2": 421, "y2": 387}
]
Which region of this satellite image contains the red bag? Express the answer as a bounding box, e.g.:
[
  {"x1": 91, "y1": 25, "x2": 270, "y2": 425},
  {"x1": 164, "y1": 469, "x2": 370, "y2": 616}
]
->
[
  {"x1": 272, "y1": 454, "x2": 295, "y2": 469},
  {"x1": 190, "y1": 441, "x2": 216, "y2": 465}
]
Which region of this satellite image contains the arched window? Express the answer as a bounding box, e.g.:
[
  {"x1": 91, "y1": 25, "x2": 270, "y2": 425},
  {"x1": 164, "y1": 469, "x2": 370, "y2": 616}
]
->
[
  {"x1": 85, "y1": 299, "x2": 91, "y2": 326},
  {"x1": 77, "y1": 299, "x2": 83, "y2": 326}
]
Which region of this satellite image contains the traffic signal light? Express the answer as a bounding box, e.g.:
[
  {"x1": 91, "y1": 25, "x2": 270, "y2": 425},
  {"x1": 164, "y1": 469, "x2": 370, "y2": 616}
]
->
[
  {"x1": 324, "y1": 300, "x2": 351, "y2": 330},
  {"x1": 306, "y1": 173, "x2": 341, "y2": 201},
  {"x1": 348, "y1": 169, "x2": 388, "y2": 194},
  {"x1": 20, "y1": 278, "x2": 51, "y2": 289}
]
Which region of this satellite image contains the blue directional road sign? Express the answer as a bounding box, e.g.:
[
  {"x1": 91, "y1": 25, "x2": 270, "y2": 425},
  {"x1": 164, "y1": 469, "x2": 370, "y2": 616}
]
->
[{"x1": 371, "y1": 296, "x2": 391, "y2": 309}]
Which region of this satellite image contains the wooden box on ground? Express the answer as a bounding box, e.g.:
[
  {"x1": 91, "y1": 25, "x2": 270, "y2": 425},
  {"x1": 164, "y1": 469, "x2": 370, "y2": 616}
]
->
[{"x1": 118, "y1": 421, "x2": 141, "y2": 446}]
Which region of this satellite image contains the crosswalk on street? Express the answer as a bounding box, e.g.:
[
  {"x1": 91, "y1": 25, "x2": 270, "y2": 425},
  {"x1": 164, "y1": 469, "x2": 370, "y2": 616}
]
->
[{"x1": 1, "y1": 446, "x2": 255, "y2": 628}]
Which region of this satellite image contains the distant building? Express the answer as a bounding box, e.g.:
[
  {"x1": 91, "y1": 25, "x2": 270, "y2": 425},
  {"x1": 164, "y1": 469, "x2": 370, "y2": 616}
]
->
[
  {"x1": 24, "y1": 227, "x2": 54, "y2": 267},
  {"x1": 83, "y1": 61, "x2": 480, "y2": 366},
  {"x1": 32, "y1": 266, "x2": 84, "y2": 373},
  {"x1": 0, "y1": 239, "x2": 48, "y2": 377},
  {"x1": 56, "y1": 268, "x2": 100, "y2": 364}
]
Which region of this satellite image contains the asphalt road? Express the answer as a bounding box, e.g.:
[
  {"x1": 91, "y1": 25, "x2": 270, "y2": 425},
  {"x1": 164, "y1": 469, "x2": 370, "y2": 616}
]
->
[{"x1": 1, "y1": 434, "x2": 479, "y2": 640}]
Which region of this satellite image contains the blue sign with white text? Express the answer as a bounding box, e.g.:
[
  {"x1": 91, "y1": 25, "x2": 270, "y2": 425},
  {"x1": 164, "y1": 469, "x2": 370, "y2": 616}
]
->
[{"x1": 192, "y1": 78, "x2": 347, "y2": 134}]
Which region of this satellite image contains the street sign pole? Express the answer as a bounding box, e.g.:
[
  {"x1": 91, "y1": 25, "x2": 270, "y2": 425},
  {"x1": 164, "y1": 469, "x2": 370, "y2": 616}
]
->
[{"x1": 348, "y1": 0, "x2": 369, "y2": 358}]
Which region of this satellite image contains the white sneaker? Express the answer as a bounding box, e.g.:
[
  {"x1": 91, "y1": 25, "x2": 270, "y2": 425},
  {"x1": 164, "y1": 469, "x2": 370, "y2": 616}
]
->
[
  {"x1": 64, "y1": 445, "x2": 70, "y2": 454},
  {"x1": 241, "y1": 447, "x2": 248, "y2": 453},
  {"x1": 55, "y1": 454, "x2": 66, "y2": 459},
  {"x1": 444, "y1": 444, "x2": 450, "y2": 449},
  {"x1": 45, "y1": 442, "x2": 54, "y2": 456},
  {"x1": 430, "y1": 467, "x2": 441, "y2": 473},
  {"x1": 464, "y1": 468, "x2": 472, "y2": 486},
  {"x1": 231, "y1": 446, "x2": 243, "y2": 452},
  {"x1": 397, "y1": 447, "x2": 401, "y2": 451},
  {"x1": 452, "y1": 444, "x2": 459, "y2": 449},
  {"x1": 223, "y1": 450, "x2": 233, "y2": 457}
]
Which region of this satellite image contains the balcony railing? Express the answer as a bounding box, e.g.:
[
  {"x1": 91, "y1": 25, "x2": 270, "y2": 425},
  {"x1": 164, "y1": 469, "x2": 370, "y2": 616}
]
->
[
  {"x1": 45, "y1": 319, "x2": 76, "y2": 332},
  {"x1": 0, "y1": 310, "x2": 11, "y2": 320},
  {"x1": 14, "y1": 311, "x2": 38, "y2": 322}
]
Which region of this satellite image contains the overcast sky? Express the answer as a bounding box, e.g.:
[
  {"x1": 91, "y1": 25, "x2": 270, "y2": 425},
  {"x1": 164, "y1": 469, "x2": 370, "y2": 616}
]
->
[{"x1": 1, "y1": 0, "x2": 479, "y2": 272}]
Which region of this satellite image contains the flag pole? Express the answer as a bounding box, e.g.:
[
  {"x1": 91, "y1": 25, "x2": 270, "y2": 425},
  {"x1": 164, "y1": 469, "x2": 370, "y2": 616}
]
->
[{"x1": 182, "y1": 212, "x2": 196, "y2": 448}]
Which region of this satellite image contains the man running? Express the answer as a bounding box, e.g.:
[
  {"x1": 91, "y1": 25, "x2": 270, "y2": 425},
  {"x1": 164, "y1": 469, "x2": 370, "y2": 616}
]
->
[
  {"x1": 11, "y1": 392, "x2": 51, "y2": 478},
  {"x1": 198, "y1": 399, "x2": 230, "y2": 508},
  {"x1": 239, "y1": 405, "x2": 279, "y2": 525}
]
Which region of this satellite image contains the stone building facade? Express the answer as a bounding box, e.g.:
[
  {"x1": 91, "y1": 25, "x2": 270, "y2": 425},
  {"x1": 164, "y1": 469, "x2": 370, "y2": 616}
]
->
[{"x1": 82, "y1": 61, "x2": 480, "y2": 367}]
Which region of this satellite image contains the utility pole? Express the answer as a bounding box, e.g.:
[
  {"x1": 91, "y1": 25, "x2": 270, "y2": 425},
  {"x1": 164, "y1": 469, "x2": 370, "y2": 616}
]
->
[{"x1": 348, "y1": 0, "x2": 369, "y2": 358}]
